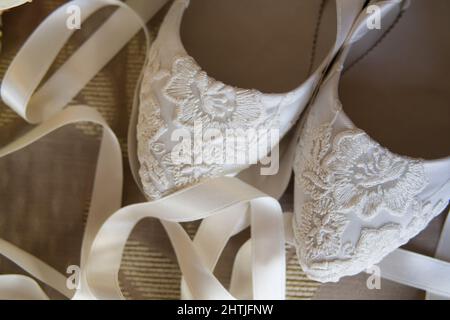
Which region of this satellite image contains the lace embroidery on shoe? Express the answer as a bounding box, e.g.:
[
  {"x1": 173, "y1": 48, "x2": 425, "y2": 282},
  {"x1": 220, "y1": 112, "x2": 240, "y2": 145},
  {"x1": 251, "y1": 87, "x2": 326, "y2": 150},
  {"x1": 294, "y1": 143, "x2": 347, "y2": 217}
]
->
[
  {"x1": 323, "y1": 130, "x2": 426, "y2": 219},
  {"x1": 293, "y1": 107, "x2": 429, "y2": 281},
  {"x1": 296, "y1": 122, "x2": 333, "y2": 201},
  {"x1": 305, "y1": 199, "x2": 444, "y2": 283},
  {"x1": 137, "y1": 46, "x2": 171, "y2": 200},
  {"x1": 297, "y1": 195, "x2": 348, "y2": 260},
  {"x1": 162, "y1": 151, "x2": 223, "y2": 188},
  {"x1": 163, "y1": 56, "x2": 265, "y2": 130},
  {"x1": 305, "y1": 223, "x2": 404, "y2": 282},
  {"x1": 405, "y1": 196, "x2": 449, "y2": 239},
  {"x1": 138, "y1": 49, "x2": 278, "y2": 200}
]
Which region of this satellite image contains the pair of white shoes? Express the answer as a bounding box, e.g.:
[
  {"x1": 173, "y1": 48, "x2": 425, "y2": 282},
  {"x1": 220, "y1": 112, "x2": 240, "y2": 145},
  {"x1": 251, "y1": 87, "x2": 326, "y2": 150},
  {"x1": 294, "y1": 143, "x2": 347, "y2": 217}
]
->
[
  {"x1": 0, "y1": 0, "x2": 449, "y2": 299},
  {"x1": 138, "y1": 0, "x2": 449, "y2": 284}
]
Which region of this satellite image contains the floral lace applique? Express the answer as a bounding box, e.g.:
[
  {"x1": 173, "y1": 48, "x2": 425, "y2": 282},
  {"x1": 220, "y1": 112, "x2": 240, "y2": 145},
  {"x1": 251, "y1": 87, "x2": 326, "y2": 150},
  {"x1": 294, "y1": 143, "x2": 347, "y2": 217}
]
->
[
  {"x1": 305, "y1": 223, "x2": 403, "y2": 283},
  {"x1": 295, "y1": 196, "x2": 348, "y2": 261},
  {"x1": 161, "y1": 132, "x2": 223, "y2": 188},
  {"x1": 293, "y1": 111, "x2": 428, "y2": 281},
  {"x1": 137, "y1": 98, "x2": 170, "y2": 199},
  {"x1": 138, "y1": 51, "x2": 279, "y2": 200},
  {"x1": 344, "y1": 223, "x2": 402, "y2": 262},
  {"x1": 137, "y1": 46, "x2": 171, "y2": 200},
  {"x1": 295, "y1": 122, "x2": 333, "y2": 200},
  {"x1": 162, "y1": 152, "x2": 222, "y2": 188},
  {"x1": 163, "y1": 56, "x2": 265, "y2": 130},
  {"x1": 324, "y1": 130, "x2": 426, "y2": 219},
  {"x1": 405, "y1": 197, "x2": 448, "y2": 239}
]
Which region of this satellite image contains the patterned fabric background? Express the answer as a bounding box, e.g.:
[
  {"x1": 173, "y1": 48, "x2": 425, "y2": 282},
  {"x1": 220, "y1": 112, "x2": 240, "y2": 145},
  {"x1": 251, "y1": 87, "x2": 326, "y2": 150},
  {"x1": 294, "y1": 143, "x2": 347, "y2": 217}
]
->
[{"x1": 0, "y1": 0, "x2": 319, "y2": 299}]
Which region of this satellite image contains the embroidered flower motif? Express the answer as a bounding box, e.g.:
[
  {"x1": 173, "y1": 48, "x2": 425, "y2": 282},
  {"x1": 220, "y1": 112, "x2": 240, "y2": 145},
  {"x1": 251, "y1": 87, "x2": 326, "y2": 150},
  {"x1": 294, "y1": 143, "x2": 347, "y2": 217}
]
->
[
  {"x1": 162, "y1": 152, "x2": 222, "y2": 188},
  {"x1": 304, "y1": 223, "x2": 403, "y2": 283},
  {"x1": 353, "y1": 224, "x2": 401, "y2": 261},
  {"x1": 138, "y1": 51, "x2": 279, "y2": 200},
  {"x1": 295, "y1": 122, "x2": 333, "y2": 200},
  {"x1": 404, "y1": 199, "x2": 447, "y2": 241},
  {"x1": 323, "y1": 130, "x2": 426, "y2": 219},
  {"x1": 137, "y1": 47, "x2": 171, "y2": 200},
  {"x1": 296, "y1": 196, "x2": 348, "y2": 261},
  {"x1": 294, "y1": 119, "x2": 345, "y2": 264},
  {"x1": 163, "y1": 56, "x2": 264, "y2": 130},
  {"x1": 294, "y1": 114, "x2": 429, "y2": 281}
]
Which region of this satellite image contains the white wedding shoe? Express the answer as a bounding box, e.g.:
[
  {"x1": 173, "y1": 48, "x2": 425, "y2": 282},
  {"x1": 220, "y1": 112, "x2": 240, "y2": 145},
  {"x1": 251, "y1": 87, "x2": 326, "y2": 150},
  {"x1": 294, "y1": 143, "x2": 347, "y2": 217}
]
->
[
  {"x1": 133, "y1": 0, "x2": 365, "y2": 200},
  {"x1": 293, "y1": 0, "x2": 450, "y2": 285}
]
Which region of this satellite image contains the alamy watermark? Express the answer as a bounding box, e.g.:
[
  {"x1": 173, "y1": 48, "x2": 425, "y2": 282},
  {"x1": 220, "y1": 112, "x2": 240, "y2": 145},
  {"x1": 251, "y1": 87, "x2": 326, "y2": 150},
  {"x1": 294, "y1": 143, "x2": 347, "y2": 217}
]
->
[
  {"x1": 366, "y1": 5, "x2": 382, "y2": 30},
  {"x1": 366, "y1": 265, "x2": 382, "y2": 290},
  {"x1": 169, "y1": 121, "x2": 280, "y2": 176},
  {"x1": 66, "y1": 4, "x2": 81, "y2": 30},
  {"x1": 65, "y1": 3, "x2": 384, "y2": 32},
  {"x1": 66, "y1": 265, "x2": 81, "y2": 290}
]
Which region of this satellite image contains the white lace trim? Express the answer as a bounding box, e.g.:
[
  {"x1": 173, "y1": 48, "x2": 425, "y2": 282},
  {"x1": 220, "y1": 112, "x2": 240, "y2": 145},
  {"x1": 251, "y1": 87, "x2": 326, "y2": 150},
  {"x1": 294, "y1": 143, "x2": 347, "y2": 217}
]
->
[
  {"x1": 163, "y1": 56, "x2": 265, "y2": 130},
  {"x1": 137, "y1": 47, "x2": 277, "y2": 200},
  {"x1": 324, "y1": 130, "x2": 425, "y2": 220},
  {"x1": 293, "y1": 107, "x2": 434, "y2": 282}
]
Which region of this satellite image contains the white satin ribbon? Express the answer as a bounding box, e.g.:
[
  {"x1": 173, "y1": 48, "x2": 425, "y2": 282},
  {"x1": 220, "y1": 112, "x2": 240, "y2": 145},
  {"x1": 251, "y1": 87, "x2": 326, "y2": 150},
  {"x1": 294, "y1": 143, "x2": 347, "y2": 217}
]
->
[
  {"x1": 84, "y1": 177, "x2": 285, "y2": 300},
  {"x1": 0, "y1": 105, "x2": 122, "y2": 299},
  {"x1": 426, "y1": 208, "x2": 450, "y2": 299},
  {"x1": 0, "y1": 275, "x2": 49, "y2": 300},
  {"x1": 379, "y1": 243, "x2": 450, "y2": 298}
]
